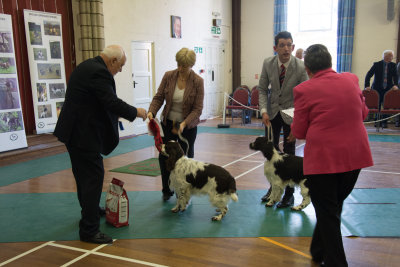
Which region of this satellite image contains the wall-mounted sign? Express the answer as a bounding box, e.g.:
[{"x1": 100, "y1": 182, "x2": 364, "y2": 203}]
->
[
  {"x1": 211, "y1": 26, "x2": 221, "y2": 35},
  {"x1": 194, "y1": 46, "x2": 203, "y2": 54}
]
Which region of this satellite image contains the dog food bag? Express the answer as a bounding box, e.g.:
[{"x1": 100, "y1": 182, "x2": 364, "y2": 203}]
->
[{"x1": 105, "y1": 178, "x2": 129, "y2": 227}]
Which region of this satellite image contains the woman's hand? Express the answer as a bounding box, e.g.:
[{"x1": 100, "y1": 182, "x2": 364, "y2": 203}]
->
[
  {"x1": 179, "y1": 121, "x2": 186, "y2": 134},
  {"x1": 147, "y1": 112, "x2": 153, "y2": 120}
]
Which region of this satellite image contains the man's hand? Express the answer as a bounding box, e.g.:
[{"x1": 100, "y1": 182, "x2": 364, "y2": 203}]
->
[
  {"x1": 287, "y1": 131, "x2": 296, "y2": 143},
  {"x1": 262, "y1": 113, "x2": 271, "y2": 126},
  {"x1": 136, "y1": 108, "x2": 147, "y2": 121},
  {"x1": 365, "y1": 87, "x2": 371, "y2": 91}
]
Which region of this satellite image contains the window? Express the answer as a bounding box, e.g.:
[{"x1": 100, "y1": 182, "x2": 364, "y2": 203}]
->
[{"x1": 288, "y1": 0, "x2": 338, "y2": 69}]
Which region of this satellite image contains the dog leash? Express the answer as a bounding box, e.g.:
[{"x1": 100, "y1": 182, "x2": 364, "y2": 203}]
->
[
  {"x1": 266, "y1": 124, "x2": 274, "y2": 142},
  {"x1": 172, "y1": 121, "x2": 189, "y2": 156}
]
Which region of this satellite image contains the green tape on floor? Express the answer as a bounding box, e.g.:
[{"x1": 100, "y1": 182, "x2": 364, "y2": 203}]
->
[{"x1": 0, "y1": 189, "x2": 399, "y2": 243}]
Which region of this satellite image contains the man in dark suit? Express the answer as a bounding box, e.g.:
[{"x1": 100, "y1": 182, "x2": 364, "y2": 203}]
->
[
  {"x1": 54, "y1": 45, "x2": 146, "y2": 244},
  {"x1": 365, "y1": 50, "x2": 399, "y2": 128}
]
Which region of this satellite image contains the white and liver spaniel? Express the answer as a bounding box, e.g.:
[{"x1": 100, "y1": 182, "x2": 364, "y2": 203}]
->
[
  {"x1": 162, "y1": 141, "x2": 238, "y2": 221},
  {"x1": 249, "y1": 136, "x2": 310, "y2": 211}
]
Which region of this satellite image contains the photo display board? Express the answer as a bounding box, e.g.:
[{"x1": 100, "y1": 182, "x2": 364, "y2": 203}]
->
[
  {"x1": 24, "y1": 10, "x2": 66, "y2": 134},
  {"x1": 0, "y1": 14, "x2": 28, "y2": 153}
]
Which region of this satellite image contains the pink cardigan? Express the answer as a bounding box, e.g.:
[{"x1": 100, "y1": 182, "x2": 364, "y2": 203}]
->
[
  {"x1": 291, "y1": 69, "x2": 373, "y2": 175},
  {"x1": 149, "y1": 69, "x2": 204, "y2": 129}
]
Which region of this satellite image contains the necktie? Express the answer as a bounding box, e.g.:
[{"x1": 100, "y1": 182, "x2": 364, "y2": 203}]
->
[
  {"x1": 279, "y1": 64, "x2": 286, "y2": 87},
  {"x1": 383, "y1": 63, "x2": 388, "y2": 89}
]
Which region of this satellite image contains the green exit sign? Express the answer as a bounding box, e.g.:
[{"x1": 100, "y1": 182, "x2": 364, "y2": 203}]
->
[
  {"x1": 194, "y1": 47, "x2": 203, "y2": 53},
  {"x1": 211, "y1": 26, "x2": 221, "y2": 34}
]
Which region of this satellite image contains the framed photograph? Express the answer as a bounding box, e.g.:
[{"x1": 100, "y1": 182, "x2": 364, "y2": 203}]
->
[
  {"x1": 0, "y1": 32, "x2": 13, "y2": 53},
  {"x1": 37, "y1": 63, "x2": 62, "y2": 79},
  {"x1": 0, "y1": 111, "x2": 24, "y2": 133},
  {"x1": 56, "y1": 101, "x2": 64, "y2": 118},
  {"x1": 171, "y1": 15, "x2": 181, "y2": 38},
  {"x1": 49, "y1": 41, "x2": 61, "y2": 59},
  {"x1": 43, "y1": 20, "x2": 61, "y2": 36},
  {"x1": 36, "y1": 82, "x2": 48, "y2": 102},
  {"x1": 49, "y1": 83, "x2": 65, "y2": 99},
  {"x1": 0, "y1": 78, "x2": 20, "y2": 110},
  {"x1": 0, "y1": 57, "x2": 16, "y2": 74},
  {"x1": 33, "y1": 48, "x2": 47, "y2": 61},
  {"x1": 28, "y1": 22, "x2": 42, "y2": 45},
  {"x1": 37, "y1": 104, "x2": 52, "y2": 119}
]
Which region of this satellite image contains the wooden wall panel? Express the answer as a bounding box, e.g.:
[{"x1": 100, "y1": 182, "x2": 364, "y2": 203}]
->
[{"x1": 0, "y1": 0, "x2": 75, "y2": 134}]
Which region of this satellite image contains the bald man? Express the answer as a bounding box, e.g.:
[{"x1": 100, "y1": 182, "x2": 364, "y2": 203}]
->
[{"x1": 54, "y1": 45, "x2": 146, "y2": 244}]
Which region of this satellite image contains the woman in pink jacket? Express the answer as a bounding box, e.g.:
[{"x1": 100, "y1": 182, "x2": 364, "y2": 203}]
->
[
  {"x1": 289, "y1": 44, "x2": 373, "y2": 267},
  {"x1": 147, "y1": 48, "x2": 204, "y2": 201}
]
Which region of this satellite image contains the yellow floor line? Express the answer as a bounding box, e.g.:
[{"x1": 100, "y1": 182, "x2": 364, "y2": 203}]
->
[{"x1": 259, "y1": 237, "x2": 312, "y2": 259}]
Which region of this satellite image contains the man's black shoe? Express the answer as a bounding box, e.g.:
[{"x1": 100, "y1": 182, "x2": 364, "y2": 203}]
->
[
  {"x1": 276, "y1": 195, "x2": 294, "y2": 208},
  {"x1": 99, "y1": 207, "x2": 106, "y2": 217},
  {"x1": 162, "y1": 191, "x2": 174, "y2": 201},
  {"x1": 80, "y1": 232, "x2": 113, "y2": 244},
  {"x1": 261, "y1": 188, "x2": 272, "y2": 202}
]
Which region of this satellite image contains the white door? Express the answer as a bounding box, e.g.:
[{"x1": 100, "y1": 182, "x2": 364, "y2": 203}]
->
[
  {"x1": 131, "y1": 41, "x2": 153, "y2": 135},
  {"x1": 204, "y1": 41, "x2": 226, "y2": 118}
]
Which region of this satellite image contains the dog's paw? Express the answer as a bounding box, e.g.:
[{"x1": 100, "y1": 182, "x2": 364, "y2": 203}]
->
[
  {"x1": 292, "y1": 205, "x2": 305, "y2": 211},
  {"x1": 265, "y1": 201, "x2": 275, "y2": 207},
  {"x1": 211, "y1": 215, "x2": 223, "y2": 221},
  {"x1": 171, "y1": 206, "x2": 180, "y2": 213}
]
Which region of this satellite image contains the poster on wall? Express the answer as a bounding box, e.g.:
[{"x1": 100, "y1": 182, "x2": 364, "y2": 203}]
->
[
  {"x1": 0, "y1": 14, "x2": 28, "y2": 153},
  {"x1": 23, "y1": 10, "x2": 66, "y2": 134}
]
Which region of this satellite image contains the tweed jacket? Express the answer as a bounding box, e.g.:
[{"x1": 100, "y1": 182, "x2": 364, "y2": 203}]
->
[
  {"x1": 258, "y1": 55, "x2": 308, "y2": 124},
  {"x1": 149, "y1": 69, "x2": 204, "y2": 129},
  {"x1": 291, "y1": 69, "x2": 373, "y2": 175},
  {"x1": 54, "y1": 56, "x2": 138, "y2": 155}
]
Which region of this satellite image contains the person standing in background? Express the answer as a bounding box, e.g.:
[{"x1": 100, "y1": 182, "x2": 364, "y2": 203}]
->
[{"x1": 258, "y1": 31, "x2": 308, "y2": 208}]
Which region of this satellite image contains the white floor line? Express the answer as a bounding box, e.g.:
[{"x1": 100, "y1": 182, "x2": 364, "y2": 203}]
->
[
  {"x1": 222, "y1": 151, "x2": 260, "y2": 168},
  {"x1": 60, "y1": 242, "x2": 111, "y2": 267},
  {"x1": 239, "y1": 159, "x2": 264, "y2": 163},
  {"x1": 235, "y1": 163, "x2": 264, "y2": 180},
  {"x1": 361, "y1": 169, "x2": 400, "y2": 175},
  {"x1": 51, "y1": 241, "x2": 168, "y2": 267},
  {"x1": 0, "y1": 241, "x2": 54, "y2": 266}
]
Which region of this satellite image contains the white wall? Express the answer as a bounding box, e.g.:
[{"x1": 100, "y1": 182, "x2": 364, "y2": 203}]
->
[
  {"x1": 242, "y1": 0, "x2": 399, "y2": 90},
  {"x1": 72, "y1": 0, "x2": 232, "y2": 137}
]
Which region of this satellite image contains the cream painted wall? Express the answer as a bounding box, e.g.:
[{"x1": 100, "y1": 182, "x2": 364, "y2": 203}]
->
[
  {"x1": 72, "y1": 0, "x2": 232, "y2": 137},
  {"x1": 353, "y1": 0, "x2": 398, "y2": 89},
  {"x1": 241, "y1": 0, "x2": 274, "y2": 89},
  {"x1": 242, "y1": 0, "x2": 399, "y2": 90}
]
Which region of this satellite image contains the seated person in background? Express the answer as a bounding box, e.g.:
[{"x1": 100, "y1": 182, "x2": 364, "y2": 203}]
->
[
  {"x1": 295, "y1": 48, "x2": 304, "y2": 60},
  {"x1": 365, "y1": 50, "x2": 399, "y2": 128}
]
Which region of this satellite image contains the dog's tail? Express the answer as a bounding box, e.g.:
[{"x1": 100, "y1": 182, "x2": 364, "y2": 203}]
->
[{"x1": 230, "y1": 192, "x2": 238, "y2": 202}]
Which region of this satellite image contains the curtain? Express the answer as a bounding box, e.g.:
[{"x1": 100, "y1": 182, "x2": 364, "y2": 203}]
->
[
  {"x1": 78, "y1": 0, "x2": 105, "y2": 60},
  {"x1": 336, "y1": 0, "x2": 356, "y2": 72},
  {"x1": 274, "y1": 0, "x2": 288, "y2": 36}
]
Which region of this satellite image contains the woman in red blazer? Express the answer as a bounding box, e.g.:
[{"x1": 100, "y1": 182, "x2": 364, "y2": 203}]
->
[
  {"x1": 289, "y1": 44, "x2": 373, "y2": 267},
  {"x1": 147, "y1": 48, "x2": 204, "y2": 200}
]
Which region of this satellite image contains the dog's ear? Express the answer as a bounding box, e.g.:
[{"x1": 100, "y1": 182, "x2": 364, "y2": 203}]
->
[{"x1": 165, "y1": 142, "x2": 184, "y2": 172}]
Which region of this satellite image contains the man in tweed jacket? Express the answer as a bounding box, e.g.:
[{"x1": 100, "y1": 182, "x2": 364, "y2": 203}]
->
[{"x1": 258, "y1": 31, "x2": 308, "y2": 207}]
